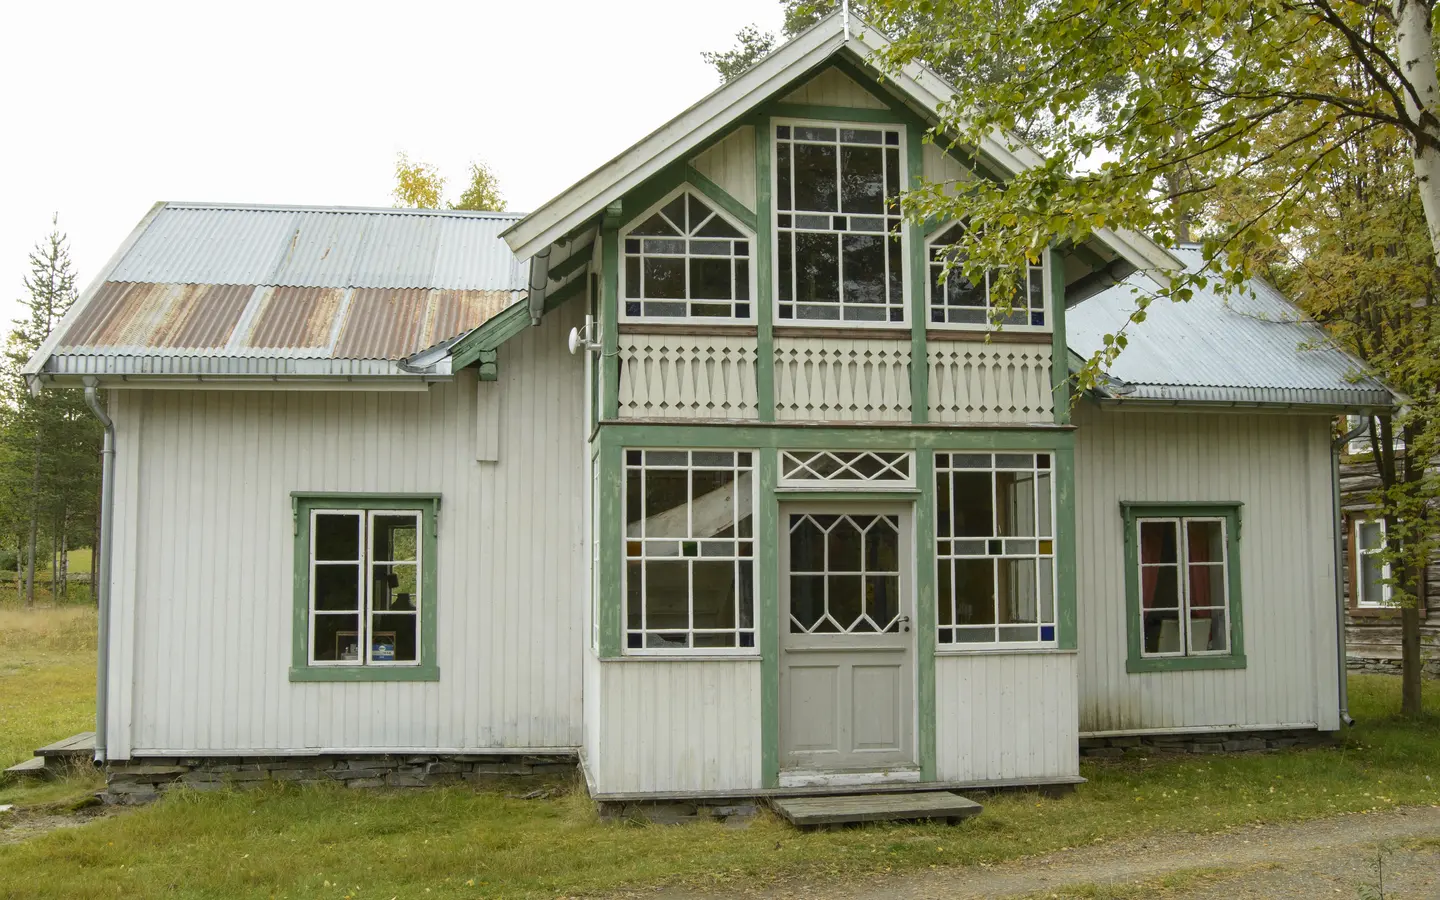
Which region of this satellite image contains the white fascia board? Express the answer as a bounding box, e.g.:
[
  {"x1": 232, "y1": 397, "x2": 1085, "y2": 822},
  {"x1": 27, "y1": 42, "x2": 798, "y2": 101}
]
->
[
  {"x1": 22, "y1": 201, "x2": 168, "y2": 377},
  {"x1": 501, "y1": 25, "x2": 848, "y2": 259}
]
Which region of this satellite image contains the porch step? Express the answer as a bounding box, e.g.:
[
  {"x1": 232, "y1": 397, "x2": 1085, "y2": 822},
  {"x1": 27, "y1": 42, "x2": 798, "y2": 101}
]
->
[
  {"x1": 35, "y1": 731, "x2": 95, "y2": 760},
  {"x1": 771, "y1": 790, "x2": 982, "y2": 828},
  {"x1": 3, "y1": 756, "x2": 49, "y2": 779}
]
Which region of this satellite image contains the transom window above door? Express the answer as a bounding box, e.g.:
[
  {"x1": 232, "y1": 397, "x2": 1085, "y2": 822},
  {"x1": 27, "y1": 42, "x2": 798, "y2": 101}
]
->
[
  {"x1": 622, "y1": 188, "x2": 753, "y2": 321},
  {"x1": 779, "y1": 449, "x2": 915, "y2": 489},
  {"x1": 775, "y1": 122, "x2": 906, "y2": 324}
]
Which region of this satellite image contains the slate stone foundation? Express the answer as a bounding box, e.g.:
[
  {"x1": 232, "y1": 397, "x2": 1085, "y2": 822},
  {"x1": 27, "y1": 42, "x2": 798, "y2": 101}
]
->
[
  {"x1": 1346, "y1": 656, "x2": 1440, "y2": 678},
  {"x1": 1078, "y1": 729, "x2": 1336, "y2": 758},
  {"x1": 102, "y1": 754, "x2": 576, "y2": 805}
]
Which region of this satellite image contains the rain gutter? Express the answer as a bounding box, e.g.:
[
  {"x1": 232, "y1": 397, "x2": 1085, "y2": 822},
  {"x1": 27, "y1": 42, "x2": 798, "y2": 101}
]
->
[{"x1": 82, "y1": 377, "x2": 116, "y2": 763}]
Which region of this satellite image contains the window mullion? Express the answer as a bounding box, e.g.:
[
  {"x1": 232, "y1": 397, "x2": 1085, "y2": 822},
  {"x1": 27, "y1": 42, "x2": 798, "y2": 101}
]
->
[{"x1": 362, "y1": 511, "x2": 374, "y2": 666}]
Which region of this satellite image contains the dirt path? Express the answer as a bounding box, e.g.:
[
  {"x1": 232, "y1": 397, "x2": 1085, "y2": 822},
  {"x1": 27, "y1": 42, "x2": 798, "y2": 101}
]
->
[{"x1": 662, "y1": 806, "x2": 1440, "y2": 899}]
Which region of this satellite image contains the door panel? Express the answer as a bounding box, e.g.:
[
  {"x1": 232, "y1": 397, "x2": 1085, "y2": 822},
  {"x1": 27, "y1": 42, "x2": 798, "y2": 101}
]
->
[{"x1": 779, "y1": 505, "x2": 915, "y2": 773}]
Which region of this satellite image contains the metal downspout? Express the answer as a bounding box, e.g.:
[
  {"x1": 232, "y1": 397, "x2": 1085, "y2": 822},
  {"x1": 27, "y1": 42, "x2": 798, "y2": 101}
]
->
[
  {"x1": 527, "y1": 247, "x2": 553, "y2": 325},
  {"x1": 83, "y1": 377, "x2": 116, "y2": 763},
  {"x1": 1332, "y1": 417, "x2": 1368, "y2": 728}
]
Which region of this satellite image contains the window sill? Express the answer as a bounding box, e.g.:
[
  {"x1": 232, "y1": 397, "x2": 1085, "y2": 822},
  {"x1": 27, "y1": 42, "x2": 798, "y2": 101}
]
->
[
  {"x1": 1126, "y1": 654, "x2": 1246, "y2": 674},
  {"x1": 289, "y1": 665, "x2": 440, "y2": 683},
  {"x1": 604, "y1": 654, "x2": 763, "y2": 663},
  {"x1": 926, "y1": 328, "x2": 1052, "y2": 344},
  {"x1": 936, "y1": 647, "x2": 1073, "y2": 656}
]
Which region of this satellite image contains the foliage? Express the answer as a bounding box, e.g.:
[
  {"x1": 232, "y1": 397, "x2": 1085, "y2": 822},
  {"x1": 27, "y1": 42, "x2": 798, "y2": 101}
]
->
[
  {"x1": 392, "y1": 154, "x2": 507, "y2": 212},
  {"x1": 701, "y1": 24, "x2": 778, "y2": 83},
  {"x1": 450, "y1": 161, "x2": 507, "y2": 212},
  {"x1": 391, "y1": 153, "x2": 445, "y2": 209}
]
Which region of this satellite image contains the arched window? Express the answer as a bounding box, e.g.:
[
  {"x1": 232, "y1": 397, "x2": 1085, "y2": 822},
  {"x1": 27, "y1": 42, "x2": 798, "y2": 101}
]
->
[
  {"x1": 622, "y1": 188, "x2": 753, "y2": 321},
  {"x1": 928, "y1": 224, "x2": 1047, "y2": 329}
]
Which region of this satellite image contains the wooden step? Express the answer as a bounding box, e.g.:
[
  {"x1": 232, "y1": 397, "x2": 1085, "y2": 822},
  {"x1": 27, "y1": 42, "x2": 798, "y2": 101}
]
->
[
  {"x1": 3, "y1": 756, "x2": 50, "y2": 778},
  {"x1": 771, "y1": 790, "x2": 982, "y2": 828},
  {"x1": 35, "y1": 732, "x2": 94, "y2": 760}
]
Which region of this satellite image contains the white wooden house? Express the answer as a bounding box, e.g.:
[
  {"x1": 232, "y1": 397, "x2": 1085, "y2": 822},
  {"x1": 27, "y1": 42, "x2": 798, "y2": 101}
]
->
[{"x1": 24, "y1": 13, "x2": 1395, "y2": 800}]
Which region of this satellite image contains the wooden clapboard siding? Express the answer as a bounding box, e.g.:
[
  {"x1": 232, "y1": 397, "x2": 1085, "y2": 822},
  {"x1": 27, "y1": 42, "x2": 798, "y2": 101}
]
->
[
  {"x1": 934, "y1": 653, "x2": 1079, "y2": 783},
  {"x1": 109, "y1": 306, "x2": 587, "y2": 758},
  {"x1": 593, "y1": 660, "x2": 763, "y2": 794},
  {"x1": 616, "y1": 333, "x2": 760, "y2": 419},
  {"x1": 779, "y1": 67, "x2": 889, "y2": 109},
  {"x1": 773, "y1": 336, "x2": 912, "y2": 421},
  {"x1": 927, "y1": 341, "x2": 1053, "y2": 423},
  {"x1": 1073, "y1": 404, "x2": 1340, "y2": 734},
  {"x1": 690, "y1": 126, "x2": 757, "y2": 212},
  {"x1": 922, "y1": 143, "x2": 974, "y2": 196}
]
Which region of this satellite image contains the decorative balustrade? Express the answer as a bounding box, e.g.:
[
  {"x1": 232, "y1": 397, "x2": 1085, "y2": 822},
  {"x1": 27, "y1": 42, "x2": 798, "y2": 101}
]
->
[
  {"x1": 616, "y1": 333, "x2": 759, "y2": 419},
  {"x1": 928, "y1": 340, "x2": 1054, "y2": 423},
  {"x1": 773, "y1": 337, "x2": 912, "y2": 422}
]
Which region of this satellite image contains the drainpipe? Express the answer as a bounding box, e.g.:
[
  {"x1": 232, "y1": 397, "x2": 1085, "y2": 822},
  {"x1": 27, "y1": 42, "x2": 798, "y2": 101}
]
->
[
  {"x1": 83, "y1": 377, "x2": 116, "y2": 763},
  {"x1": 1332, "y1": 416, "x2": 1369, "y2": 727},
  {"x1": 527, "y1": 247, "x2": 553, "y2": 325}
]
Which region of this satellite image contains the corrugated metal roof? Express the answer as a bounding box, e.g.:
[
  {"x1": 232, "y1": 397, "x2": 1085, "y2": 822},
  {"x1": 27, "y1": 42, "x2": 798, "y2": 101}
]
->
[
  {"x1": 33, "y1": 202, "x2": 528, "y2": 379},
  {"x1": 1067, "y1": 246, "x2": 1395, "y2": 408}
]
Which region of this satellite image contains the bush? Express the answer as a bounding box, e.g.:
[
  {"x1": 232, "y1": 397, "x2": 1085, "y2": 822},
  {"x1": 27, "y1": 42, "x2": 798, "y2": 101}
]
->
[{"x1": 0, "y1": 550, "x2": 16, "y2": 572}]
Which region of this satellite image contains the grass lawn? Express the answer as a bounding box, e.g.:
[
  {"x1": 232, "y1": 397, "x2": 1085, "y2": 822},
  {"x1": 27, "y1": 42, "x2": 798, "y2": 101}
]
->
[{"x1": 0, "y1": 609, "x2": 1437, "y2": 899}]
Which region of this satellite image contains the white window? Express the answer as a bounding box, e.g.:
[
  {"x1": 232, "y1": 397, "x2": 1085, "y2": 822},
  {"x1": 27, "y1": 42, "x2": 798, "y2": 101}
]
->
[
  {"x1": 774, "y1": 121, "x2": 907, "y2": 325},
  {"x1": 1135, "y1": 517, "x2": 1232, "y2": 657},
  {"x1": 928, "y1": 223, "x2": 1047, "y2": 329},
  {"x1": 779, "y1": 450, "x2": 914, "y2": 489},
  {"x1": 624, "y1": 449, "x2": 756, "y2": 652},
  {"x1": 1355, "y1": 517, "x2": 1391, "y2": 608},
  {"x1": 309, "y1": 509, "x2": 422, "y2": 666},
  {"x1": 935, "y1": 452, "x2": 1057, "y2": 646},
  {"x1": 622, "y1": 188, "x2": 753, "y2": 321}
]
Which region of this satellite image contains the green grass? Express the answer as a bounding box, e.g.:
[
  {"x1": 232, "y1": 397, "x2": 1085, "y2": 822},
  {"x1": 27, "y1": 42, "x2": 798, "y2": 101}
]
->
[{"x1": 0, "y1": 609, "x2": 1436, "y2": 899}]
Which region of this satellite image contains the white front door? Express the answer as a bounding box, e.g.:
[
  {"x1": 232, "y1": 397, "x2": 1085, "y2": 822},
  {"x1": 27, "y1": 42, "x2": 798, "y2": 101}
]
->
[{"x1": 778, "y1": 504, "x2": 916, "y2": 778}]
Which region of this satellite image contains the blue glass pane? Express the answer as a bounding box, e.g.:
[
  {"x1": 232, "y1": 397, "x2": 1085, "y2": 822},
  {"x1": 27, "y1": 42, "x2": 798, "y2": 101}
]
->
[{"x1": 1041, "y1": 625, "x2": 1056, "y2": 642}]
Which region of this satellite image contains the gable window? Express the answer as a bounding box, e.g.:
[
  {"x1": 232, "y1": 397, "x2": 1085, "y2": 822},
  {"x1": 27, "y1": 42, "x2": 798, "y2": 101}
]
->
[
  {"x1": 928, "y1": 224, "x2": 1047, "y2": 328},
  {"x1": 624, "y1": 449, "x2": 756, "y2": 652},
  {"x1": 774, "y1": 122, "x2": 906, "y2": 324},
  {"x1": 1355, "y1": 517, "x2": 1390, "y2": 608},
  {"x1": 290, "y1": 494, "x2": 439, "y2": 682},
  {"x1": 934, "y1": 452, "x2": 1057, "y2": 647},
  {"x1": 1122, "y1": 503, "x2": 1245, "y2": 672},
  {"x1": 622, "y1": 188, "x2": 752, "y2": 321}
]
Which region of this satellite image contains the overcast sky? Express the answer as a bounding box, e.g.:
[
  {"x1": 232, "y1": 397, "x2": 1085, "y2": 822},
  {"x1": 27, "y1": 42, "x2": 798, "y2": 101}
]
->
[{"x1": 0, "y1": 0, "x2": 786, "y2": 326}]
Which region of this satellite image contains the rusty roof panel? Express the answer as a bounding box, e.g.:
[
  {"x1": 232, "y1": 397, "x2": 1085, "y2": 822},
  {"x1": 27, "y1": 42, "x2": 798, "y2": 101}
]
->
[
  {"x1": 333, "y1": 288, "x2": 428, "y2": 360},
  {"x1": 153, "y1": 284, "x2": 254, "y2": 349},
  {"x1": 246, "y1": 287, "x2": 346, "y2": 350}
]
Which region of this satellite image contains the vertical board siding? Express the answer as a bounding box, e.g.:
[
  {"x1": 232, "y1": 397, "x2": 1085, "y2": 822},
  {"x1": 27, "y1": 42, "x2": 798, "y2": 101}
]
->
[
  {"x1": 616, "y1": 333, "x2": 760, "y2": 419},
  {"x1": 120, "y1": 307, "x2": 587, "y2": 755},
  {"x1": 690, "y1": 126, "x2": 757, "y2": 212},
  {"x1": 774, "y1": 336, "x2": 911, "y2": 421},
  {"x1": 780, "y1": 67, "x2": 888, "y2": 109},
  {"x1": 927, "y1": 341, "x2": 1053, "y2": 423},
  {"x1": 934, "y1": 653, "x2": 1079, "y2": 782},
  {"x1": 921, "y1": 144, "x2": 975, "y2": 196},
  {"x1": 1074, "y1": 405, "x2": 1340, "y2": 734},
  {"x1": 595, "y1": 660, "x2": 763, "y2": 794}
]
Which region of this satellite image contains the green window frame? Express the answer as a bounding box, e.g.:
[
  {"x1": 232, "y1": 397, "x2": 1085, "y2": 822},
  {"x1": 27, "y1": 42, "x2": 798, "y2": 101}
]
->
[
  {"x1": 1122, "y1": 502, "x2": 1246, "y2": 673},
  {"x1": 290, "y1": 493, "x2": 441, "y2": 683}
]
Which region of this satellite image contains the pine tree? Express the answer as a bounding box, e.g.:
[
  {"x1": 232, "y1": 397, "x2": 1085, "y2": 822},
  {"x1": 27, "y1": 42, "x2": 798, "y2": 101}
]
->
[{"x1": 0, "y1": 216, "x2": 101, "y2": 606}]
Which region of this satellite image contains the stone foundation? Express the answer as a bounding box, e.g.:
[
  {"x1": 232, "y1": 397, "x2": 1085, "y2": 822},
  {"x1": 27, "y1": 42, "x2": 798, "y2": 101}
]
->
[
  {"x1": 103, "y1": 753, "x2": 576, "y2": 805},
  {"x1": 1079, "y1": 729, "x2": 1336, "y2": 758},
  {"x1": 595, "y1": 799, "x2": 760, "y2": 825},
  {"x1": 1346, "y1": 656, "x2": 1440, "y2": 678}
]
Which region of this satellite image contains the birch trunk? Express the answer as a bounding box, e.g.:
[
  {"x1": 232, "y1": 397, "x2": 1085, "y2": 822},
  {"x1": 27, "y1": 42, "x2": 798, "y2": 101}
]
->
[
  {"x1": 23, "y1": 453, "x2": 39, "y2": 608},
  {"x1": 1395, "y1": 0, "x2": 1440, "y2": 264}
]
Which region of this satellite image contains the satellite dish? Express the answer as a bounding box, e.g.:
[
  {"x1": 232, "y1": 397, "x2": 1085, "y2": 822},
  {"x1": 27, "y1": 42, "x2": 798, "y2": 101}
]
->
[{"x1": 567, "y1": 327, "x2": 583, "y2": 356}]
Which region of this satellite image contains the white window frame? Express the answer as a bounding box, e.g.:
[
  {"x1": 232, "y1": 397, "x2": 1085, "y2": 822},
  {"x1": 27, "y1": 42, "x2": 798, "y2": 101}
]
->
[
  {"x1": 1135, "y1": 515, "x2": 1232, "y2": 659},
  {"x1": 1354, "y1": 515, "x2": 1391, "y2": 608},
  {"x1": 778, "y1": 449, "x2": 916, "y2": 490},
  {"x1": 934, "y1": 451, "x2": 1058, "y2": 650},
  {"x1": 772, "y1": 118, "x2": 910, "y2": 329},
  {"x1": 926, "y1": 223, "x2": 1051, "y2": 333},
  {"x1": 307, "y1": 508, "x2": 424, "y2": 668},
  {"x1": 619, "y1": 184, "x2": 757, "y2": 324},
  {"x1": 623, "y1": 448, "x2": 758, "y2": 656}
]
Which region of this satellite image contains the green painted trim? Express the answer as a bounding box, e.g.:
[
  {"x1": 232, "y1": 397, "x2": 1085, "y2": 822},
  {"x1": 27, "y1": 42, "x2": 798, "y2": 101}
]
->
[
  {"x1": 908, "y1": 121, "x2": 928, "y2": 424},
  {"x1": 772, "y1": 489, "x2": 920, "y2": 502},
  {"x1": 759, "y1": 449, "x2": 780, "y2": 787},
  {"x1": 450, "y1": 301, "x2": 530, "y2": 370},
  {"x1": 290, "y1": 493, "x2": 440, "y2": 684},
  {"x1": 1049, "y1": 246, "x2": 1071, "y2": 425},
  {"x1": 544, "y1": 274, "x2": 587, "y2": 311},
  {"x1": 685, "y1": 165, "x2": 757, "y2": 231},
  {"x1": 1120, "y1": 503, "x2": 1247, "y2": 674},
  {"x1": 766, "y1": 103, "x2": 908, "y2": 125},
  {"x1": 601, "y1": 225, "x2": 620, "y2": 421},
  {"x1": 476, "y1": 350, "x2": 498, "y2": 382},
  {"x1": 597, "y1": 435, "x2": 624, "y2": 658},
  {"x1": 1055, "y1": 446, "x2": 1078, "y2": 650},
  {"x1": 618, "y1": 163, "x2": 687, "y2": 231},
  {"x1": 599, "y1": 422, "x2": 1073, "y2": 451},
  {"x1": 755, "y1": 118, "x2": 776, "y2": 421},
  {"x1": 914, "y1": 448, "x2": 937, "y2": 780},
  {"x1": 827, "y1": 55, "x2": 926, "y2": 123},
  {"x1": 547, "y1": 241, "x2": 594, "y2": 280}
]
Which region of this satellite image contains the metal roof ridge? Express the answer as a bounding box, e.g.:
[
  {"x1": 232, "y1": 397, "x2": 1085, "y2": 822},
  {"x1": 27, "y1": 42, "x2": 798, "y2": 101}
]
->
[{"x1": 162, "y1": 201, "x2": 527, "y2": 219}]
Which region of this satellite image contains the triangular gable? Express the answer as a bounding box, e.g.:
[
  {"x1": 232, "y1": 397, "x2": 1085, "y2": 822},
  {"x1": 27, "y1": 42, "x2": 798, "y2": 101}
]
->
[
  {"x1": 779, "y1": 66, "x2": 888, "y2": 109},
  {"x1": 501, "y1": 12, "x2": 1182, "y2": 281}
]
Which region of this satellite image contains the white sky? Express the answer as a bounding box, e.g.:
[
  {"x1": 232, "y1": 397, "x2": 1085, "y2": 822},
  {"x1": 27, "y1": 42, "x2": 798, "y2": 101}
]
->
[{"x1": 0, "y1": 0, "x2": 785, "y2": 325}]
